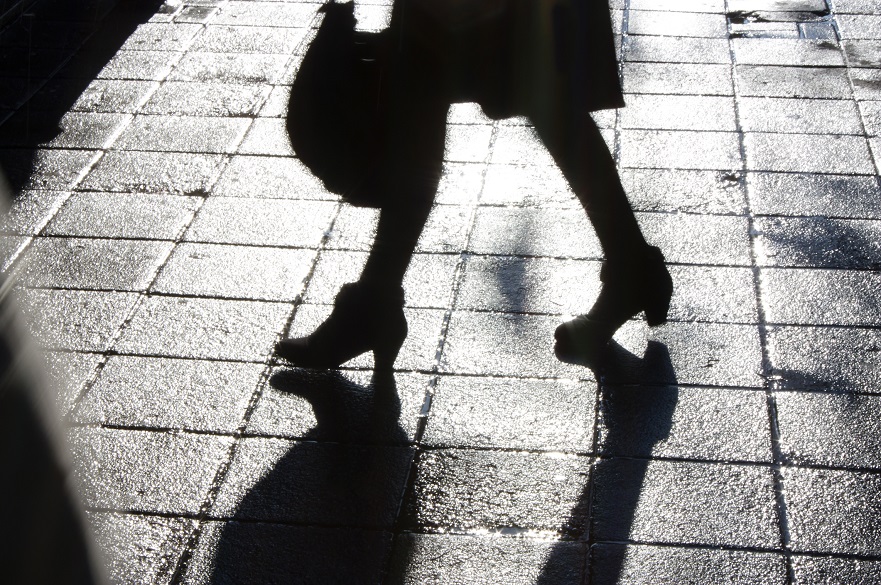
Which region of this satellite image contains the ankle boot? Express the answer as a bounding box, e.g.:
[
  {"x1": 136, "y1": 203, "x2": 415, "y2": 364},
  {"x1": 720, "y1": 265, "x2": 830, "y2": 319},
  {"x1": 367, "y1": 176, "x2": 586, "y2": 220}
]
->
[
  {"x1": 275, "y1": 282, "x2": 407, "y2": 371},
  {"x1": 554, "y1": 246, "x2": 672, "y2": 359}
]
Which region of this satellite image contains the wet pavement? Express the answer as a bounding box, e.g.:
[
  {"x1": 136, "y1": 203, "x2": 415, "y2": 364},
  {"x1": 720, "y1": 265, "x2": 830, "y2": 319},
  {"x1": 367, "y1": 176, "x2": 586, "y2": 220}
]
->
[{"x1": 2, "y1": 0, "x2": 881, "y2": 583}]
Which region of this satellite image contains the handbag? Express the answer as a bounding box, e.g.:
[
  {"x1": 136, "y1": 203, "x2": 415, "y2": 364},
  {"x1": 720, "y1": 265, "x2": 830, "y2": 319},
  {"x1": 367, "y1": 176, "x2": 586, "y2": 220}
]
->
[{"x1": 286, "y1": 1, "x2": 390, "y2": 207}]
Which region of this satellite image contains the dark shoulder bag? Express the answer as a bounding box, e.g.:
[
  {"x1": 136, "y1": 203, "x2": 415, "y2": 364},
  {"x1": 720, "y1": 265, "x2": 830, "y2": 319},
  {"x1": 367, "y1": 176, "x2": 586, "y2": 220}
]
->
[{"x1": 286, "y1": 1, "x2": 390, "y2": 207}]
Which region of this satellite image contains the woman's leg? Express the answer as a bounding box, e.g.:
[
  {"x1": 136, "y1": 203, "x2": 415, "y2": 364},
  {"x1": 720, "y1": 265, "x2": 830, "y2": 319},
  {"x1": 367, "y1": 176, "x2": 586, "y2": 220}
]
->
[
  {"x1": 532, "y1": 110, "x2": 647, "y2": 263},
  {"x1": 532, "y1": 107, "x2": 672, "y2": 359}
]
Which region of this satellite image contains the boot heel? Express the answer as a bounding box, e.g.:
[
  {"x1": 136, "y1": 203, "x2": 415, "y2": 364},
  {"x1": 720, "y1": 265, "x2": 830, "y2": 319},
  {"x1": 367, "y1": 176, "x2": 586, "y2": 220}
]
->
[
  {"x1": 373, "y1": 334, "x2": 405, "y2": 371},
  {"x1": 644, "y1": 297, "x2": 670, "y2": 327}
]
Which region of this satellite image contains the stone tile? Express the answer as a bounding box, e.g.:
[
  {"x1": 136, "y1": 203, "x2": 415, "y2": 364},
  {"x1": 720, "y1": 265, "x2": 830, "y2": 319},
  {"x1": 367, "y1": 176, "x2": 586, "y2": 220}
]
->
[
  {"x1": 212, "y1": 2, "x2": 317, "y2": 27},
  {"x1": 424, "y1": 376, "x2": 596, "y2": 452},
  {"x1": 628, "y1": 10, "x2": 728, "y2": 37},
  {"x1": 404, "y1": 448, "x2": 592, "y2": 535},
  {"x1": 0, "y1": 189, "x2": 66, "y2": 235},
  {"x1": 834, "y1": 0, "x2": 881, "y2": 13},
  {"x1": 42, "y1": 350, "x2": 102, "y2": 417},
  {"x1": 592, "y1": 459, "x2": 779, "y2": 548},
  {"x1": 237, "y1": 118, "x2": 293, "y2": 156},
  {"x1": 480, "y1": 164, "x2": 576, "y2": 207},
  {"x1": 760, "y1": 268, "x2": 881, "y2": 326},
  {"x1": 211, "y1": 437, "x2": 412, "y2": 526},
  {"x1": 74, "y1": 356, "x2": 264, "y2": 432},
  {"x1": 175, "y1": 5, "x2": 218, "y2": 23},
  {"x1": 744, "y1": 133, "x2": 874, "y2": 174},
  {"x1": 440, "y1": 311, "x2": 591, "y2": 379},
  {"x1": 302, "y1": 251, "x2": 457, "y2": 309},
  {"x1": 435, "y1": 162, "x2": 486, "y2": 205},
  {"x1": 791, "y1": 556, "x2": 881, "y2": 584},
  {"x1": 629, "y1": 0, "x2": 725, "y2": 11},
  {"x1": 18, "y1": 237, "x2": 172, "y2": 291},
  {"x1": 735, "y1": 65, "x2": 852, "y2": 99},
  {"x1": 844, "y1": 40, "x2": 881, "y2": 68},
  {"x1": 728, "y1": 0, "x2": 826, "y2": 10},
  {"x1": 257, "y1": 84, "x2": 291, "y2": 118},
  {"x1": 754, "y1": 216, "x2": 881, "y2": 269},
  {"x1": 490, "y1": 126, "x2": 556, "y2": 166},
  {"x1": 141, "y1": 81, "x2": 271, "y2": 116},
  {"x1": 624, "y1": 36, "x2": 731, "y2": 64},
  {"x1": 97, "y1": 50, "x2": 181, "y2": 81},
  {"x1": 622, "y1": 62, "x2": 733, "y2": 96},
  {"x1": 80, "y1": 151, "x2": 225, "y2": 195},
  {"x1": 622, "y1": 168, "x2": 746, "y2": 214},
  {"x1": 115, "y1": 296, "x2": 290, "y2": 361},
  {"x1": 285, "y1": 305, "x2": 446, "y2": 372},
  {"x1": 211, "y1": 154, "x2": 331, "y2": 200},
  {"x1": 190, "y1": 25, "x2": 308, "y2": 54},
  {"x1": 353, "y1": 3, "x2": 394, "y2": 31},
  {"x1": 851, "y1": 68, "x2": 881, "y2": 100},
  {"x1": 114, "y1": 115, "x2": 250, "y2": 154},
  {"x1": 776, "y1": 391, "x2": 881, "y2": 468},
  {"x1": 731, "y1": 22, "x2": 800, "y2": 39},
  {"x1": 119, "y1": 22, "x2": 202, "y2": 52},
  {"x1": 0, "y1": 111, "x2": 128, "y2": 149},
  {"x1": 638, "y1": 212, "x2": 753, "y2": 266},
  {"x1": 183, "y1": 522, "x2": 390, "y2": 585},
  {"x1": 739, "y1": 98, "x2": 863, "y2": 135},
  {"x1": 620, "y1": 94, "x2": 737, "y2": 131},
  {"x1": 468, "y1": 207, "x2": 600, "y2": 258},
  {"x1": 16, "y1": 288, "x2": 139, "y2": 352},
  {"x1": 732, "y1": 38, "x2": 845, "y2": 66},
  {"x1": 323, "y1": 205, "x2": 378, "y2": 251},
  {"x1": 597, "y1": 385, "x2": 772, "y2": 462},
  {"x1": 455, "y1": 256, "x2": 599, "y2": 315},
  {"x1": 444, "y1": 124, "x2": 493, "y2": 163},
  {"x1": 168, "y1": 52, "x2": 289, "y2": 84},
  {"x1": 610, "y1": 321, "x2": 764, "y2": 387},
  {"x1": 416, "y1": 204, "x2": 473, "y2": 253},
  {"x1": 0, "y1": 148, "x2": 98, "y2": 192},
  {"x1": 768, "y1": 325, "x2": 881, "y2": 393},
  {"x1": 153, "y1": 243, "x2": 315, "y2": 301},
  {"x1": 589, "y1": 544, "x2": 786, "y2": 585},
  {"x1": 837, "y1": 14, "x2": 881, "y2": 39},
  {"x1": 858, "y1": 100, "x2": 881, "y2": 136},
  {"x1": 184, "y1": 197, "x2": 336, "y2": 247},
  {"x1": 447, "y1": 102, "x2": 494, "y2": 125},
  {"x1": 748, "y1": 172, "x2": 881, "y2": 218},
  {"x1": 387, "y1": 533, "x2": 585, "y2": 585},
  {"x1": 247, "y1": 368, "x2": 429, "y2": 442},
  {"x1": 784, "y1": 467, "x2": 881, "y2": 555},
  {"x1": 667, "y1": 265, "x2": 758, "y2": 323},
  {"x1": 619, "y1": 130, "x2": 742, "y2": 170},
  {"x1": 45, "y1": 192, "x2": 199, "y2": 239},
  {"x1": 89, "y1": 512, "x2": 196, "y2": 585},
  {"x1": 70, "y1": 427, "x2": 232, "y2": 514}
]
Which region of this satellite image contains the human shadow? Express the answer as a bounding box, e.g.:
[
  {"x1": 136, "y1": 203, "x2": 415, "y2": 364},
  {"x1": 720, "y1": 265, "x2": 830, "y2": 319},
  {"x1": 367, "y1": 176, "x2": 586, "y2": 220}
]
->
[
  {"x1": 0, "y1": 0, "x2": 162, "y2": 194},
  {"x1": 200, "y1": 369, "x2": 412, "y2": 585},
  {"x1": 539, "y1": 339, "x2": 679, "y2": 584}
]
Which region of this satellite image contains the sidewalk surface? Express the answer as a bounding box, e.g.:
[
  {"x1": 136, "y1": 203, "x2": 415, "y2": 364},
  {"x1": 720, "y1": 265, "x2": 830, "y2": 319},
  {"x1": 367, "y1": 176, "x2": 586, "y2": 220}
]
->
[{"x1": 2, "y1": 0, "x2": 881, "y2": 583}]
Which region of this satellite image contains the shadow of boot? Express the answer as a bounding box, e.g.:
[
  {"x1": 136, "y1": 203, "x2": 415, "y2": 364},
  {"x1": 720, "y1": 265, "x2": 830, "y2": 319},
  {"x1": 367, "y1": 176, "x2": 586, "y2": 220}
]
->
[
  {"x1": 537, "y1": 340, "x2": 678, "y2": 585},
  {"x1": 192, "y1": 369, "x2": 411, "y2": 585}
]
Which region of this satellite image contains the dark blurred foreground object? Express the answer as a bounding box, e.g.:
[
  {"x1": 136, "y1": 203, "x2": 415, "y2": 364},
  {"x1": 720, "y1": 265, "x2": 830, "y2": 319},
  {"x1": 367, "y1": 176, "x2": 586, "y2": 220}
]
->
[{"x1": 0, "y1": 173, "x2": 105, "y2": 585}]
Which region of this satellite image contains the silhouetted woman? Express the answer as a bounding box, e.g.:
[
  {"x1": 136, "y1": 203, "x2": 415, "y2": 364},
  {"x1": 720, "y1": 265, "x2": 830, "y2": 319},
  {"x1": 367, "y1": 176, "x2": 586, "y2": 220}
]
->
[{"x1": 276, "y1": 0, "x2": 673, "y2": 369}]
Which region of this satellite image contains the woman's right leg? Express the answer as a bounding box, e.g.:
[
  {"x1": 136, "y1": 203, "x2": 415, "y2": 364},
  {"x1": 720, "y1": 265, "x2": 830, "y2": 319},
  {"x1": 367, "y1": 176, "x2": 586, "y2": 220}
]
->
[{"x1": 531, "y1": 106, "x2": 672, "y2": 360}]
